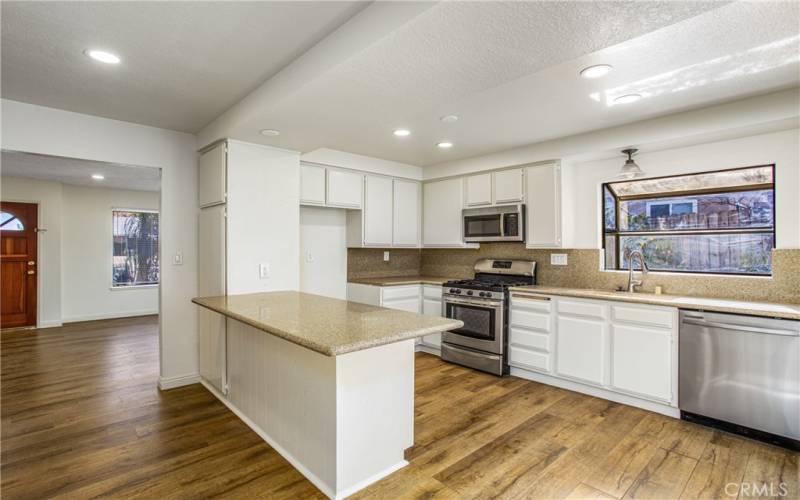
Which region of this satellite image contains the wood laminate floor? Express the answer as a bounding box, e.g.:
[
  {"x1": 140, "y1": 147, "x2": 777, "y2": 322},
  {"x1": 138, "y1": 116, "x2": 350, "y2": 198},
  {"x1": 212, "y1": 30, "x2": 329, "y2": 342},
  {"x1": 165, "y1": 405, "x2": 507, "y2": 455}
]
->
[{"x1": 2, "y1": 316, "x2": 797, "y2": 499}]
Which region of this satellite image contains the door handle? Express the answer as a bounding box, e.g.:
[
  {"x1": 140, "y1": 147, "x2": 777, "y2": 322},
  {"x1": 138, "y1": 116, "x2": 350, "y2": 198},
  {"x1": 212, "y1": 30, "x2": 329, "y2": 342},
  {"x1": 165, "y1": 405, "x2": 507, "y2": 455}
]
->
[
  {"x1": 27, "y1": 270, "x2": 35, "y2": 275},
  {"x1": 28, "y1": 261, "x2": 35, "y2": 265}
]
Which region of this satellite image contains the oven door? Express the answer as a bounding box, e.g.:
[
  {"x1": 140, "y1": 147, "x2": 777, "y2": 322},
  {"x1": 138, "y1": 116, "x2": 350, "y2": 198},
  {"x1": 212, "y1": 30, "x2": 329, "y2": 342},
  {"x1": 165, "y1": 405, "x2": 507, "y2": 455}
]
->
[{"x1": 442, "y1": 296, "x2": 504, "y2": 354}]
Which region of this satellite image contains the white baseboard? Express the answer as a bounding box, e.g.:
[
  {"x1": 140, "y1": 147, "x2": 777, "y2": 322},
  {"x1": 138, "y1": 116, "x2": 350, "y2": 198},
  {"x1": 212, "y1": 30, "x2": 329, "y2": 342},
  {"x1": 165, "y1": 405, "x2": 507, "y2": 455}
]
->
[
  {"x1": 200, "y1": 380, "x2": 337, "y2": 498},
  {"x1": 335, "y1": 459, "x2": 408, "y2": 500},
  {"x1": 37, "y1": 320, "x2": 63, "y2": 328},
  {"x1": 62, "y1": 309, "x2": 158, "y2": 323},
  {"x1": 415, "y1": 343, "x2": 441, "y2": 356},
  {"x1": 158, "y1": 373, "x2": 201, "y2": 390},
  {"x1": 509, "y1": 367, "x2": 680, "y2": 418}
]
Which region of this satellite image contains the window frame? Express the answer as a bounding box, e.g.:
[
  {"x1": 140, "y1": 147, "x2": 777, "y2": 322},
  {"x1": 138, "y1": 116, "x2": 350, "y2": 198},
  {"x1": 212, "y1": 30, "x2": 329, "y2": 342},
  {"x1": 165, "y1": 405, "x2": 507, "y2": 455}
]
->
[
  {"x1": 110, "y1": 207, "x2": 160, "y2": 289},
  {"x1": 601, "y1": 164, "x2": 776, "y2": 277}
]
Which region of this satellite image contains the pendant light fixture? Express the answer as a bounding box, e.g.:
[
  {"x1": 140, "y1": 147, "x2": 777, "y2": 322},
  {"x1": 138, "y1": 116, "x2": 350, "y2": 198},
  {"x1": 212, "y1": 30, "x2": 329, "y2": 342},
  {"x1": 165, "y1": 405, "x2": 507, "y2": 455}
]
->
[{"x1": 618, "y1": 148, "x2": 645, "y2": 179}]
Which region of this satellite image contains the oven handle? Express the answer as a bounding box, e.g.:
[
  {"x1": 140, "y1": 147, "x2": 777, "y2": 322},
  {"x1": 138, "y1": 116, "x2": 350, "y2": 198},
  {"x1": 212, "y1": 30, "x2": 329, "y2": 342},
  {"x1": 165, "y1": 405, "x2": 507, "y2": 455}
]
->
[
  {"x1": 443, "y1": 297, "x2": 504, "y2": 309},
  {"x1": 511, "y1": 293, "x2": 551, "y2": 301}
]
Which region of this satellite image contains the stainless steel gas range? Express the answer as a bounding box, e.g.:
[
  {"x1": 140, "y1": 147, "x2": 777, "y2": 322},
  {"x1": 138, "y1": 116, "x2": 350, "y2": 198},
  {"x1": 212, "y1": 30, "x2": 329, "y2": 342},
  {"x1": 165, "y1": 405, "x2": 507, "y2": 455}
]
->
[{"x1": 441, "y1": 259, "x2": 536, "y2": 376}]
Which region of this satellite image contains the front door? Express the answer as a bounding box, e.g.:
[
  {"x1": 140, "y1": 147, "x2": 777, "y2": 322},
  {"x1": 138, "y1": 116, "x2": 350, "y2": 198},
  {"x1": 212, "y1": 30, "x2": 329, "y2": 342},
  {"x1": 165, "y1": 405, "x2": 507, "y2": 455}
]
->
[{"x1": 1, "y1": 202, "x2": 38, "y2": 328}]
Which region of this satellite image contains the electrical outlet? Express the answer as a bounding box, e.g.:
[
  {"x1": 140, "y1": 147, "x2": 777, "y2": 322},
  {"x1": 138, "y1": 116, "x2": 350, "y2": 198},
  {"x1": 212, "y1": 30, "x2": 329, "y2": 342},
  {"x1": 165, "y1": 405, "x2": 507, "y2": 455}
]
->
[
  {"x1": 306, "y1": 251, "x2": 314, "y2": 263},
  {"x1": 383, "y1": 251, "x2": 390, "y2": 262},
  {"x1": 550, "y1": 253, "x2": 568, "y2": 266},
  {"x1": 259, "y1": 263, "x2": 270, "y2": 279},
  {"x1": 172, "y1": 251, "x2": 183, "y2": 265}
]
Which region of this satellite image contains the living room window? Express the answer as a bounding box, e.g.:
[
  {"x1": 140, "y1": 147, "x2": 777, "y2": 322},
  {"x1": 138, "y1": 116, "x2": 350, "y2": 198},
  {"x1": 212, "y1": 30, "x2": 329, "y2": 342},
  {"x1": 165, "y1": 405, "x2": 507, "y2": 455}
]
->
[
  {"x1": 602, "y1": 165, "x2": 775, "y2": 276},
  {"x1": 112, "y1": 209, "x2": 160, "y2": 287}
]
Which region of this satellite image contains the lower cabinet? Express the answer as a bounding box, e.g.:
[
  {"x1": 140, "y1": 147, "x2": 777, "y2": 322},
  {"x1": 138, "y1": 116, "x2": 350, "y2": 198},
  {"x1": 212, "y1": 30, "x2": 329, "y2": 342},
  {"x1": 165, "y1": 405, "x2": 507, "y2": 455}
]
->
[
  {"x1": 510, "y1": 294, "x2": 677, "y2": 409},
  {"x1": 420, "y1": 285, "x2": 443, "y2": 348},
  {"x1": 198, "y1": 308, "x2": 226, "y2": 393}
]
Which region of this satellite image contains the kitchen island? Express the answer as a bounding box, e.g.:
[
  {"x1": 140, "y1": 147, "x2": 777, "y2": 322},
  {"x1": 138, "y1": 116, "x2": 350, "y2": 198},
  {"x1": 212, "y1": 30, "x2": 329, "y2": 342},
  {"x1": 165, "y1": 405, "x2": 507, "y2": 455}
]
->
[{"x1": 192, "y1": 291, "x2": 462, "y2": 499}]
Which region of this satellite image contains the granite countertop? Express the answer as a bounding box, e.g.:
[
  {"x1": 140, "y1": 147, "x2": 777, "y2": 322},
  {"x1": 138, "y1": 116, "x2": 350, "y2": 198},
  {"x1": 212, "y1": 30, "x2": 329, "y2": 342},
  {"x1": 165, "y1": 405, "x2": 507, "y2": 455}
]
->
[
  {"x1": 509, "y1": 285, "x2": 800, "y2": 321},
  {"x1": 192, "y1": 291, "x2": 463, "y2": 356},
  {"x1": 347, "y1": 275, "x2": 461, "y2": 286}
]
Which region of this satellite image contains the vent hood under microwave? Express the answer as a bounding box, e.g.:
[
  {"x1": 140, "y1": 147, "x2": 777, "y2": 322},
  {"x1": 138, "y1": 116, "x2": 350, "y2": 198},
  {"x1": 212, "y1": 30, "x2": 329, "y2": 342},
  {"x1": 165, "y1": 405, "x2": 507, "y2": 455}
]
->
[{"x1": 463, "y1": 204, "x2": 525, "y2": 243}]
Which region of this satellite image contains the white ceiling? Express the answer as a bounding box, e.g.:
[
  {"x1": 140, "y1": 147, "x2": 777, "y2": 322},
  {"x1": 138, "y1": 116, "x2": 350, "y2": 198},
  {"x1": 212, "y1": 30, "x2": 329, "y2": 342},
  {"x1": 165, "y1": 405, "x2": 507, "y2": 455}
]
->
[
  {"x1": 1, "y1": 151, "x2": 161, "y2": 191},
  {"x1": 1, "y1": 1, "x2": 367, "y2": 132}
]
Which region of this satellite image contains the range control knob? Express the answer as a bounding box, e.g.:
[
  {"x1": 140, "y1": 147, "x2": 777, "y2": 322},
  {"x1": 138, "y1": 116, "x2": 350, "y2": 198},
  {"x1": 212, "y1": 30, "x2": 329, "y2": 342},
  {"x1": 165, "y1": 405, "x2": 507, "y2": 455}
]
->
[
  {"x1": 449, "y1": 288, "x2": 457, "y2": 293},
  {"x1": 479, "y1": 292, "x2": 488, "y2": 297},
  {"x1": 466, "y1": 290, "x2": 473, "y2": 296}
]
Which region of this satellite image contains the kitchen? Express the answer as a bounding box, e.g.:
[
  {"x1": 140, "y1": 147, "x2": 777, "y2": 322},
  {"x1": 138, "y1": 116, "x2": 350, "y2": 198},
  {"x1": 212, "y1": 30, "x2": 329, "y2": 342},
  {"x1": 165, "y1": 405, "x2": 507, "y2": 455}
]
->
[{"x1": 1, "y1": 1, "x2": 799, "y2": 499}]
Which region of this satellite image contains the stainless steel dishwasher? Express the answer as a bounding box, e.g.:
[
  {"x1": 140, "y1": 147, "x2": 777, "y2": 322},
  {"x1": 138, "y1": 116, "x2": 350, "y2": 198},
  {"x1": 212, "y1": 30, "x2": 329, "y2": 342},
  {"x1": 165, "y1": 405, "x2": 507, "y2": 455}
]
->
[{"x1": 679, "y1": 310, "x2": 800, "y2": 450}]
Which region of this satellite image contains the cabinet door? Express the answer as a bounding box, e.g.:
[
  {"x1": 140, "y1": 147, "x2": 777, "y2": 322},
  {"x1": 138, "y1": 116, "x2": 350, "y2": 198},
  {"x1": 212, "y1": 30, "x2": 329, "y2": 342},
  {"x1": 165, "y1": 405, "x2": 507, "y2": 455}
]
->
[
  {"x1": 493, "y1": 169, "x2": 524, "y2": 204},
  {"x1": 198, "y1": 309, "x2": 226, "y2": 392},
  {"x1": 465, "y1": 173, "x2": 492, "y2": 207},
  {"x1": 363, "y1": 175, "x2": 393, "y2": 246},
  {"x1": 525, "y1": 163, "x2": 562, "y2": 247},
  {"x1": 423, "y1": 178, "x2": 465, "y2": 247},
  {"x1": 199, "y1": 142, "x2": 226, "y2": 207},
  {"x1": 393, "y1": 179, "x2": 420, "y2": 247},
  {"x1": 198, "y1": 205, "x2": 226, "y2": 296},
  {"x1": 611, "y1": 324, "x2": 672, "y2": 402},
  {"x1": 300, "y1": 164, "x2": 326, "y2": 205},
  {"x1": 383, "y1": 298, "x2": 420, "y2": 313},
  {"x1": 556, "y1": 315, "x2": 605, "y2": 385},
  {"x1": 327, "y1": 169, "x2": 363, "y2": 208},
  {"x1": 421, "y1": 298, "x2": 442, "y2": 347}
]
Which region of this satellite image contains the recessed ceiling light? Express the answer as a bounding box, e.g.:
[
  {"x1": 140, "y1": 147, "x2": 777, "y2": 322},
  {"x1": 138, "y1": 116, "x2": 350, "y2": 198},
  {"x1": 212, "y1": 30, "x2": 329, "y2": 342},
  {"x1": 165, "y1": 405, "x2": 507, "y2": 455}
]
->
[
  {"x1": 437, "y1": 141, "x2": 453, "y2": 149},
  {"x1": 440, "y1": 115, "x2": 459, "y2": 123},
  {"x1": 91, "y1": 174, "x2": 105, "y2": 180},
  {"x1": 84, "y1": 49, "x2": 120, "y2": 64},
  {"x1": 580, "y1": 64, "x2": 613, "y2": 79},
  {"x1": 260, "y1": 129, "x2": 280, "y2": 136},
  {"x1": 614, "y1": 94, "x2": 642, "y2": 104},
  {"x1": 393, "y1": 128, "x2": 411, "y2": 137}
]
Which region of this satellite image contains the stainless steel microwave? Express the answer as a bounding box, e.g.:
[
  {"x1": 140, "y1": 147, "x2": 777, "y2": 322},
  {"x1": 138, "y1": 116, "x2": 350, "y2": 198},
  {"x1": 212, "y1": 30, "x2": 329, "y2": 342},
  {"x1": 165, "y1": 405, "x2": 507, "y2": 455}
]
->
[{"x1": 463, "y1": 204, "x2": 525, "y2": 242}]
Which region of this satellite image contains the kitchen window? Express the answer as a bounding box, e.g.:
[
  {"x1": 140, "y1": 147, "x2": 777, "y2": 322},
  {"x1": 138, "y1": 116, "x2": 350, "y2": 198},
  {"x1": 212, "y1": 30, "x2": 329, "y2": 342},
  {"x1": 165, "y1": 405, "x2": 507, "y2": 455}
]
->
[
  {"x1": 112, "y1": 209, "x2": 159, "y2": 287},
  {"x1": 602, "y1": 165, "x2": 775, "y2": 276}
]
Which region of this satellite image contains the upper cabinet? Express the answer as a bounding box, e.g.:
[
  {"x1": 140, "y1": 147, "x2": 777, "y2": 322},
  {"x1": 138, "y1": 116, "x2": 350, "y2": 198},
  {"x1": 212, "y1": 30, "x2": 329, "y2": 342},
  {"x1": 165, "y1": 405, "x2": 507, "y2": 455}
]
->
[
  {"x1": 393, "y1": 179, "x2": 420, "y2": 247},
  {"x1": 327, "y1": 169, "x2": 363, "y2": 208},
  {"x1": 525, "y1": 163, "x2": 562, "y2": 248},
  {"x1": 361, "y1": 175, "x2": 394, "y2": 246},
  {"x1": 300, "y1": 163, "x2": 363, "y2": 209},
  {"x1": 493, "y1": 168, "x2": 525, "y2": 204},
  {"x1": 198, "y1": 142, "x2": 227, "y2": 207},
  {"x1": 422, "y1": 178, "x2": 465, "y2": 247},
  {"x1": 465, "y1": 173, "x2": 492, "y2": 207},
  {"x1": 300, "y1": 164, "x2": 326, "y2": 205}
]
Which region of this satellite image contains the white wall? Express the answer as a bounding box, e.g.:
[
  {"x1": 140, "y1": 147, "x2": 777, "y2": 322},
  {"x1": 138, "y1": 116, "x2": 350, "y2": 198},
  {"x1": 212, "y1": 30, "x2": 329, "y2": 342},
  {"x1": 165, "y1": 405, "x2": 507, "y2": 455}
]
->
[
  {"x1": 0, "y1": 177, "x2": 63, "y2": 327},
  {"x1": 61, "y1": 184, "x2": 160, "y2": 322},
  {"x1": 300, "y1": 206, "x2": 347, "y2": 299},
  {"x1": 562, "y1": 128, "x2": 800, "y2": 249},
  {"x1": 1, "y1": 99, "x2": 198, "y2": 387},
  {"x1": 226, "y1": 140, "x2": 300, "y2": 294}
]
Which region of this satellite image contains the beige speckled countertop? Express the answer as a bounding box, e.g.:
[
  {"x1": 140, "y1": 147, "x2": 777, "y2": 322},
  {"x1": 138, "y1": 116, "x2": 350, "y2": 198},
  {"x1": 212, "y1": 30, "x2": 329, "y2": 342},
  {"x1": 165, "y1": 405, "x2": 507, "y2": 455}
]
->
[
  {"x1": 192, "y1": 291, "x2": 463, "y2": 356},
  {"x1": 347, "y1": 275, "x2": 461, "y2": 286},
  {"x1": 509, "y1": 285, "x2": 800, "y2": 321}
]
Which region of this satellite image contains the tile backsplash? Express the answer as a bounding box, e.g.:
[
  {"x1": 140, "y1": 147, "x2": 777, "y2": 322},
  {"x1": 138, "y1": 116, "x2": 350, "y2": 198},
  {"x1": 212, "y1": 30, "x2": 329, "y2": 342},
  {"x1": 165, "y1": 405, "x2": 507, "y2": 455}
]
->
[{"x1": 347, "y1": 245, "x2": 800, "y2": 304}]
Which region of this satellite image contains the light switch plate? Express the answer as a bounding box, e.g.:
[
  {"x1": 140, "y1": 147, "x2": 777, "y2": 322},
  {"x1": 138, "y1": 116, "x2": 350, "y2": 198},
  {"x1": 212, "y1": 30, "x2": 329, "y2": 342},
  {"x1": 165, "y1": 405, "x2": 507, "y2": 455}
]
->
[
  {"x1": 173, "y1": 251, "x2": 183, "y2": 265},
  {"x1": 259, "y1": 263, "x2": 270, "y2": 279},
  {"x1": 550, "y1": 253, "x2": 568, "y2": 266},
  {"x1": 306, "y1": 251, "x2": 314, "y2": 263},
  {"x1": 383, "y1": 251, "x2": 390, "y2": 262}
]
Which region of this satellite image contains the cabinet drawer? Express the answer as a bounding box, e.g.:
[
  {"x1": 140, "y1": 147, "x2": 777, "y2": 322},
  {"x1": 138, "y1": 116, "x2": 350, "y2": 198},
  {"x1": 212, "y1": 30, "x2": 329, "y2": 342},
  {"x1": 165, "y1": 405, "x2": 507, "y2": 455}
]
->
[
  {"x1": 422, "y1": 285, "x2": 443, "y2": 299},
  {"x1": 557, "y1": 299, "x2": 606, "y2": 319},
  {"x1": 382, "y1": 298, "x2": 420, "y2": 313},
  {"x1": 612, "y1": 304, "x2": 674, "y2": 329},
  {"x1": 510, "y1": 293, "x2": 552, "y2": 313},
  {"x1": 509, "y1": 346, "x2": 550, "y2": 372},
  {"x1": 381, "y1": 285, "x2": 420, "y2": 301},
  {"x1": 510, "y1": 309, "x2": 551, "y2": 333},
  {"x1": 510, "y1": 327, "x2": 550, "y2": 352}
]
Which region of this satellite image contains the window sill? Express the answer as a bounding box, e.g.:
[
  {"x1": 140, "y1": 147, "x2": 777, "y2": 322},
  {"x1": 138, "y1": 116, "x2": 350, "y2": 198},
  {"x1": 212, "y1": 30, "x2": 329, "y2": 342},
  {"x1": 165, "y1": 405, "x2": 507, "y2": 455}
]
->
[
  {"x1": 110, "y1": 284, "x2": 159, "y2": 291},
  {"x1": 599, "y1": 269, "x2": 772, "y2": 280}
]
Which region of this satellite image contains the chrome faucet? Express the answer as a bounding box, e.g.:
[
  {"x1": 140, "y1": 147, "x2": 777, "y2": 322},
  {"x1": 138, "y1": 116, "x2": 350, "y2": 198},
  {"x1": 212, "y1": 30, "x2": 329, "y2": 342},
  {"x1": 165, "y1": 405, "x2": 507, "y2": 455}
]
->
[{"x1": 627, "y1": 250, "x2": 648, "y2": 293}]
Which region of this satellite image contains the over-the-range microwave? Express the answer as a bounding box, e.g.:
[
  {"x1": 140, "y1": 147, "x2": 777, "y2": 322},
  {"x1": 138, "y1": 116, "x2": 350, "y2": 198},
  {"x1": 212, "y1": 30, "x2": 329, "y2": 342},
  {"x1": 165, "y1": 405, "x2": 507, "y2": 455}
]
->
[{"x1": 463, "y1": 204, "x2": 525, "y2": 243}]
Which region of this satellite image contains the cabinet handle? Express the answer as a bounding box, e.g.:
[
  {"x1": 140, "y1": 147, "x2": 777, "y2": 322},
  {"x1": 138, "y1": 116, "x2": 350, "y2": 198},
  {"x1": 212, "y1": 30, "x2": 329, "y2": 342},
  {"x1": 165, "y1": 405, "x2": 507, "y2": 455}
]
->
[{"x1": 511, "y1": 293, "x2": 551, "y2": 301}]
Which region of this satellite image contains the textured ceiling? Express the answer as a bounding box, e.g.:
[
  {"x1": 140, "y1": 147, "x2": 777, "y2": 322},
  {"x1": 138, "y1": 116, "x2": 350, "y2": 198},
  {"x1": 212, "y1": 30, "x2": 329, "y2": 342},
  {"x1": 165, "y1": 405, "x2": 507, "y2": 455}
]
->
[
  {"x1": 1, "y1": 151, "x2": 161, "y2": 191},
  {"x1": 0, "y1": 1, "x2": 367, "y2": 132}
]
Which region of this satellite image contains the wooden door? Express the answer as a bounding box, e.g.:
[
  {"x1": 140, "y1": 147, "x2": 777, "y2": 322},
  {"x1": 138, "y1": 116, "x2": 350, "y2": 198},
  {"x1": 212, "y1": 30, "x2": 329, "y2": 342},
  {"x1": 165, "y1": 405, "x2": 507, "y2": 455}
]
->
[{"x1": 1, "y1": 202, "x2": 38, "y2": 328}]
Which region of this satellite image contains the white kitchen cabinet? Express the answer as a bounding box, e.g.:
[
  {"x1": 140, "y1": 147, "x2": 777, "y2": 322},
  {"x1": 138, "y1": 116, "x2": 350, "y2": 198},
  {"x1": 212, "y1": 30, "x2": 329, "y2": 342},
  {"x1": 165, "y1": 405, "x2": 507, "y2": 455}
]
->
[
  {"x1": 423, "y1": 178, "x2": 465, "y2": 247},
  {"x1": 393, "y1": 179, "x2": 420, "y2": 247},
  {"x1": 362, "y1": 175, "x2": 393, "y2": 246},
  {"x1": 300, "y1": 164, "x2": 326, "y2": 205},
  {"x1": 198, "y1": 142, "x2": 227, "y2": 207},
  {"x1": 525, "y1": 163, "x2": 562, "y2": 248},
  {"x1": 509, "y1": 293, "x2": 553, "y2": 373},
  {"x1": 327, "y1": 169, "x2": 363, "y2": 208},
  {"x1": 556, "y1": 314, "x2": 606, "y2": 386},
  {"x1": 493, "y1": 169, "x2": 524, "y2": 204},
  {"x1": 421, "y1": 285, "x2": 443, "y2": 348},
  {"x1": 465, "y1": 173, "x2": 492, "y2": 207},
  {"x1": 198, "y1": 203, "x2": 227, "y2": 392},
  {"x1": 611, "y1": 324, "x2": 672, "y2": 402}
]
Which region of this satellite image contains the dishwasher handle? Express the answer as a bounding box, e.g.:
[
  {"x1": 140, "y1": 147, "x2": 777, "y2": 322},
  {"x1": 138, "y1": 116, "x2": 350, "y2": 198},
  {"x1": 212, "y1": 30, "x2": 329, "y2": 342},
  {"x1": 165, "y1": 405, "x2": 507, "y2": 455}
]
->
[{"x1": 682, "y1": 317, "x2": 800, "y2": 337}]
